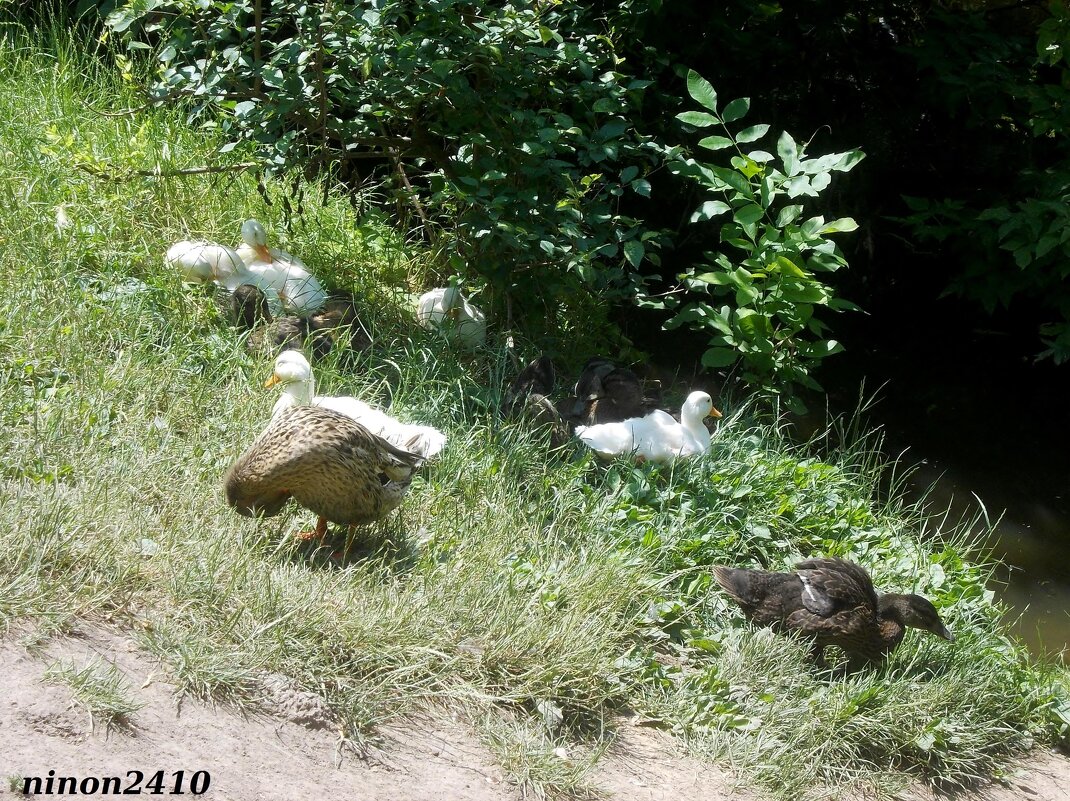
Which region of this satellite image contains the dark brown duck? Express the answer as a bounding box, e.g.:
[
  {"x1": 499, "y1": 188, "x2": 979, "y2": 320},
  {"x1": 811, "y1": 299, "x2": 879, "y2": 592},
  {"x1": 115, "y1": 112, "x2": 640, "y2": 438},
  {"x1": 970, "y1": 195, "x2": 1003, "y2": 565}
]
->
[{"x1": 713, "y1": 557, "x2": 954, "y2": 666}]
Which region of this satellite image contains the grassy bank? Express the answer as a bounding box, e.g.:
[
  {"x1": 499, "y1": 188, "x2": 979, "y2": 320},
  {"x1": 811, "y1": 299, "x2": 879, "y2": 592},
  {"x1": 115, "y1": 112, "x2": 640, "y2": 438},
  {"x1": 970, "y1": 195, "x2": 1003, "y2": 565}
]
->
[{"x1": 0, "y1": 19, "x2": 1067, "y2": 800}]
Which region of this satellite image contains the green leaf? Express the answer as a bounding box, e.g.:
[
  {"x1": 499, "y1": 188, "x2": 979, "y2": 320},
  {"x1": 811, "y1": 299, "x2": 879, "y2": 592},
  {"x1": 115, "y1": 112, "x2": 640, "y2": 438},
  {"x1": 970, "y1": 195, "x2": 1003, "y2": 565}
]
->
[
  {"x1": 630, "y1": 178, "x2": 651, "y2": 197},
  {"x1": 692, "y1": 271, "x2": 733, "y2": 285},
  {"x1": 735, "y1": 124, "x2": 769, "y2": 143},
  {"x1": 698, "y1": 135, "x2": 734, "y2": 151},
  {"x1": 776, "y1": 205, "x2": 803, "y2": 226},
  {"x1": 832, "y1": 150, "x2": 866, "y2": 172},
  {"x1": 620, "y1": 165, "x2": 639, "y2": 184},
  {"x1": 777, "y1": 131, "x2": 799, "y2": 176},
  {"x1": 686, "y1": 70, "x2": 718, "y2": 111},
  {"x1": 691, "y1": 201, "x2": 731, "y2": 222},
  {"x1": 774, "y1": 256, "x2": 807, "y2": 277},
  {"x1": 734, "y1": 204, "x2": 764, "y2": 226},
  {"x1": 819, "y1": 217, "x2": 859, "y2": 234},
  {"x1": 677, "y1": 111, "x2": 720, "y2": 128},
  {"x1": 623, "y1": 240, "x2": 645, "y2": 267},
  {"x1": 701, "y1": 347, "x2": 738, "y2": 368},
  {"x1": 722, "y1": 97, "x2": 751, "y2": 123}
]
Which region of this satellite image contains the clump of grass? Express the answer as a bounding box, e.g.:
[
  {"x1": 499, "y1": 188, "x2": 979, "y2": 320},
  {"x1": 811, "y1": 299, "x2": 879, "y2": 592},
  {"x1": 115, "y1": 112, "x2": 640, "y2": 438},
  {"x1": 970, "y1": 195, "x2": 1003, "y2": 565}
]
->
[
  {"x1": 0, "y1": 14, "x2": 1066, "y2": 801},
  {"x1": 44, "y1": 657, "x2": 143, "y2": 732}
]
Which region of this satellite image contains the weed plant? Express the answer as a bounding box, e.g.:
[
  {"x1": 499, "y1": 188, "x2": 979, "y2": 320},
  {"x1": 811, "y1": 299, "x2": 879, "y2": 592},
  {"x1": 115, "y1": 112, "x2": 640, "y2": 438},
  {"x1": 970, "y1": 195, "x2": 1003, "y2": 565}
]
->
[{"x1": 0, "y1": 17, "x2": 1067, "y2": 801}]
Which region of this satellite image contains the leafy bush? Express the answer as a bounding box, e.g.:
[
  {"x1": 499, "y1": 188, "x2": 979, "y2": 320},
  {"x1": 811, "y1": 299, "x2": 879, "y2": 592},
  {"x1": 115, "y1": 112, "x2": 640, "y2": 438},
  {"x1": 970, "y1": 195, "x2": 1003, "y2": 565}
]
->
[
  {"x1": 105, "y1": 2, "x2": 861, "y2": 395},
  {"x1": 106, "y1": 0, "x2": 664, "y2": 314},
  {"x1": 656, "y1": 71, "x2": 862, "y2": 406}
]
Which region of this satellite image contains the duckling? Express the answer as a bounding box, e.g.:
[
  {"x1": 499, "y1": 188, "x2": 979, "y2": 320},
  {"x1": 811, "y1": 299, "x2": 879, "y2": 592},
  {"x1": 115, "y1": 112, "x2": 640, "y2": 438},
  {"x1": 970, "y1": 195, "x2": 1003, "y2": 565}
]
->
[
  {"x1": 575, "y1": 390, "x2": 720, "y2": 462},
  {"x1": 230, "y1": 285, "x2": 371, "y2": 360},
  {"x1": 416, "y1": 285, "x2": 487, "y2": 348},
  {"x1": 266, "y1": 350, "x2": 446, "y2": 459},
  {"x1": 236, "y1": 219, "x2": 327, "y2": 314},
  {"x1": 713, "y1": 557, "x2": 955, "y2": 667},
  {"x1": 224, "y1": 405, "x2": 423, "y2": 539}
]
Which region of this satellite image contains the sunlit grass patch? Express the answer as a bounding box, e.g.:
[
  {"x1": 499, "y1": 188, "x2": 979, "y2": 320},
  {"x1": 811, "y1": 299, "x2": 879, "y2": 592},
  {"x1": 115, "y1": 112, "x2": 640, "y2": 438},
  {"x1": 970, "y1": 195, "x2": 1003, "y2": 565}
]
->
[{"x1": 44, "y1": 657, "x2": 143, "y2": 732}]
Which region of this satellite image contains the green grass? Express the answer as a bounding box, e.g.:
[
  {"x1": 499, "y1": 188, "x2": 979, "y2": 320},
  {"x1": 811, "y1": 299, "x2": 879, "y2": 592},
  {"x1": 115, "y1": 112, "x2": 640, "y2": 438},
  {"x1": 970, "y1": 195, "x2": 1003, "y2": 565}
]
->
[
  {"x1": 44, "y1": 657, "x2": 143, "y2": 732},
  {"x1": 0, "y1": 15, "x2": 1067, "y2": 801}
]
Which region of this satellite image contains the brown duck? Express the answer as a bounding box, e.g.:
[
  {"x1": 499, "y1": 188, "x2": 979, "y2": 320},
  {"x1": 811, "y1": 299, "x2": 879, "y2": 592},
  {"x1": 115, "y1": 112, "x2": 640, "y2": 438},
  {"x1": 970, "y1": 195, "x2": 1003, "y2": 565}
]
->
[
  {"x1": 713, "y1": 557, "x2": 954, "y2": 666},
  {"x1": 565, "y1": 357, "x2": 662, "y2": 427},
  {"x1": 502, "y1": 355, "x2": 569, "y2": 447},
  {"x1": 224, "y1": 405, "x2": 423, "y2": 540},
  {"x1": 230, "y1": 284, "x2": 371, "y2": 360}
]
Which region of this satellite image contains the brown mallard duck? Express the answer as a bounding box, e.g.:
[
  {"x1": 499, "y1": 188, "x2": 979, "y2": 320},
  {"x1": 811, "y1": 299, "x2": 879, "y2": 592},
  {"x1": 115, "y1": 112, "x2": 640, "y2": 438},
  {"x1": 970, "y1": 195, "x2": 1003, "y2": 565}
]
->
[
  {"x1": 224, "y1": 405, "x2": 424, "y2": 539},
  {"x1": 230, "y1": 284, "x2": 371, "y2": 360},
  {"x1": 713, "y1": 557, "x2": 954, "y2": 666},
  {"x1": 565, "y1": 357, "x2": 663, "y2": 427},
  {"x1": 502, "y1": 355, "x2": 569, "y2": 446}
]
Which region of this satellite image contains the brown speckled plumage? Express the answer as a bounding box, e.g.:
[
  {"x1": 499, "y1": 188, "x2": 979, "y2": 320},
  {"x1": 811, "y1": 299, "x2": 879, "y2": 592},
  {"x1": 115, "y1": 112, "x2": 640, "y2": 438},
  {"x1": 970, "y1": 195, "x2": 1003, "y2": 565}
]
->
[
  {"x1": 230, "y1": 285, "x2": 371, "y2": 361},
  {"x1": 713, "y1": 557, "x2": 954, "y2": 666},
  {"x1": 224, "y1": 405, "x2": 423, "y2": 528}
]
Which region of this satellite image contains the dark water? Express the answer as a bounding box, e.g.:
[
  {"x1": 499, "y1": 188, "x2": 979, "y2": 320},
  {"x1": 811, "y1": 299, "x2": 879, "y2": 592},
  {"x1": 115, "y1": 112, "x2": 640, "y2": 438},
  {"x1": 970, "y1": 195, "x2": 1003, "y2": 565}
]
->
[{"x1": 815, "y1": 304, "x2": 1070, "y2": 659}]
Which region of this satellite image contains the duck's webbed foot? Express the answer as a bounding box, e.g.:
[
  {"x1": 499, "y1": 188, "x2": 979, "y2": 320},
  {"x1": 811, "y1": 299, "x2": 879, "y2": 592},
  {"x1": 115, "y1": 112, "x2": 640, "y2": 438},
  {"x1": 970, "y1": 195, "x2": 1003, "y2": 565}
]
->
[{"x1": 296, "y1": 516, "x2": 329, "y2": 541}]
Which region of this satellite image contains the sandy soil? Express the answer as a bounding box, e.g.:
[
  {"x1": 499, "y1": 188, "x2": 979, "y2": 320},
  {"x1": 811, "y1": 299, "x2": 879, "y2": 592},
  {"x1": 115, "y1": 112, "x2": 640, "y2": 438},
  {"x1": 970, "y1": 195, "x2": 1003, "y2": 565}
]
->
[{"x1": 0, "y1": 624, "x2": 1065, "y2": 800}]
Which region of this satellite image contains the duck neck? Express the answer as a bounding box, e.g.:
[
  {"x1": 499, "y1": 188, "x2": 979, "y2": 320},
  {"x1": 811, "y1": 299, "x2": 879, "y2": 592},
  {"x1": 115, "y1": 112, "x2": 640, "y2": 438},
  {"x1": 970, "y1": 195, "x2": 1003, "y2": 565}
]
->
[
  {"x1": 680, "y1": 407, "x2": 710, "y2": 445},
  {"x1": 272, "y1": 373, "x2": 315, "y2": 416},
  {"x1": 876, "y1": 594, "x2": 909, "y2": 650}
]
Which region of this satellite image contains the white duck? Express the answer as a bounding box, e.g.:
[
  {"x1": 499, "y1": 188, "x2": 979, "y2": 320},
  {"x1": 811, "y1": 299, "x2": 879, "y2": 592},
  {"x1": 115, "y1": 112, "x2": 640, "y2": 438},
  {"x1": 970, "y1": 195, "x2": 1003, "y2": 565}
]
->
[
  {"x1": 416, "y1": 285, "x2": 487, "y2": 348},
  {"x1": 236, "y1": 219, "x2": 327, "y2": 315},
  {"x1": 265, "y1": 351, "x2": 447, "y2": 459},
  {"x1": 165, "y1": 239, "x2": 247, "y2": 285},
  {"x1": 575, "y1": 391, "x2": 721, "y2": 463}
]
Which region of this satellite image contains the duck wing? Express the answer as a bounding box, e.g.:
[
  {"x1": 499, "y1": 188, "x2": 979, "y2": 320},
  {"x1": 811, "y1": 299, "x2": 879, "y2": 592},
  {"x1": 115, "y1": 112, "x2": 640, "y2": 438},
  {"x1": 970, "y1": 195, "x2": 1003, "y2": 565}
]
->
[
  {"x1": 794, "y1": 558, "x2": 880, "y2": 616},
  {"x1": 713, "y1": 565, "x2": 803, "y2": 625}
]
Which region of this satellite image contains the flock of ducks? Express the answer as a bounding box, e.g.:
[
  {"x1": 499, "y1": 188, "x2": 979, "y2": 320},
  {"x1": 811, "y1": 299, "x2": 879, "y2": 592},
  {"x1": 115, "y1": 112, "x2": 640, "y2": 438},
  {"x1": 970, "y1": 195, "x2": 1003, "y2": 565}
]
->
[{"x1": 169, "y1": 219, "x2": 955, "y2": 667}]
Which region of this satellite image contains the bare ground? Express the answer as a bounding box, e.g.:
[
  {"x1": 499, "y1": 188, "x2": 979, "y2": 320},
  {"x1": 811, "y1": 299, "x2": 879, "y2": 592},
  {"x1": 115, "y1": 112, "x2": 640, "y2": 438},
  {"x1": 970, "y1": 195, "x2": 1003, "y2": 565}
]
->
[{"x1": 0, "y1": 624, "x2": 1065, "y2": 801}]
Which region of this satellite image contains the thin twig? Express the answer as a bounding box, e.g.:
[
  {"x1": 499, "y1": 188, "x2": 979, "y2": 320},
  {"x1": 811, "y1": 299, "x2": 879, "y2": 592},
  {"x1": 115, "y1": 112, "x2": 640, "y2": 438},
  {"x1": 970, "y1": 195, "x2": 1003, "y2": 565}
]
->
[
  {"x1": 387, "y1": 147, "x2": 434, "y2": 239},
  {"x1": 74, "y1": 161, "x2": 259, "y2": 180}
]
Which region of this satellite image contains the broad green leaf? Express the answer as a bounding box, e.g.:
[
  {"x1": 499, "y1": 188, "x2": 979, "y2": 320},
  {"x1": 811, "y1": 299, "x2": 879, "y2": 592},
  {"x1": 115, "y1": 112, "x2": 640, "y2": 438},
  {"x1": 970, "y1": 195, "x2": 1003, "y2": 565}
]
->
[
  {"x1": 701, "y1": 347, "x2": 738, "y2": 368},
  {"x1": 693, "y1": 271, "x2": 733, "y2": 285},
  {"x1": 776, "y1": 205, "x2": 803, "y2": 226},
  {"x1": 735, "y1": 124, "x2": 769, "y2": 143},
  {"x1": 677, "y1": 111, "x2": 720, "y2": 128},
  {"x1": 630, "y1": 178, "x2": 652, "y2": 197},
  {"x1": 832, "y1": 150, "x2": 866, "y2": 172},
  {"x1": 620, "y1": 165, "x2": 639, "y2": 184},
  {"x1": 698, "y1": 135, "x2": 734, "y2": 151},
  {"x1": 691, "y1": 201, "x2": 731, "y2": 222},
  {"x1": 722, "y1": 97, "x2": 751, "y2": 123},
  {"x1": 777, "y1": 131, "x2": 799, "y2": 176},
  {"x1": 774, "y1": 256, "x2": 807, "y2": 277},
  {"x1": 810, "y1": 171, "x2": 831, "y2": 192},
  {"x1": 819, "y1": 217, "x2": 859, "y2": 234},
  {"x1": 1036, "y1": 233, "x2": 1061, "y2": 258},
  {"x1": 734, "y1": 204, "x2": 764, "y2": 226},
  {"x1": 785, "y1": 175, "x2": 814, "y2": 198},
  {"x1": 686, "y1": 70, "x2": 718, "y2": 111},
  {"x1": 623, "y1": 239, "x2": 645, "y2": 267}
]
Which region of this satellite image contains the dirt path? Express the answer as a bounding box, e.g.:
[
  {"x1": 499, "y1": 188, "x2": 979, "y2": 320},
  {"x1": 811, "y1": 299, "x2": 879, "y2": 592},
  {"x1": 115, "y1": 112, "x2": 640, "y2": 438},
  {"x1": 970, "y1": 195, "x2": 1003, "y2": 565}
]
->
[{"x1": 0, "y1": 625, "x2": 1065, "y2": 800}]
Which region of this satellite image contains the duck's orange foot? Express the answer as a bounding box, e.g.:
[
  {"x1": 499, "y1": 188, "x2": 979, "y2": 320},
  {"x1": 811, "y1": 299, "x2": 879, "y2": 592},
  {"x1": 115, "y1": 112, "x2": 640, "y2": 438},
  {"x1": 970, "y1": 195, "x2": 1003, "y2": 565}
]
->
[{"x1": 295, "y1": 516, "x2": 329, "y2": 542}]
